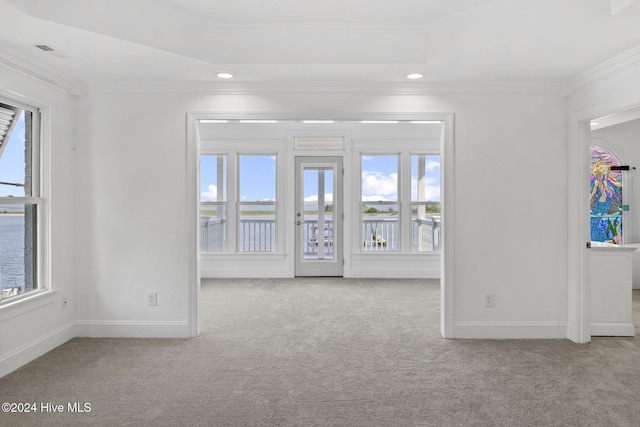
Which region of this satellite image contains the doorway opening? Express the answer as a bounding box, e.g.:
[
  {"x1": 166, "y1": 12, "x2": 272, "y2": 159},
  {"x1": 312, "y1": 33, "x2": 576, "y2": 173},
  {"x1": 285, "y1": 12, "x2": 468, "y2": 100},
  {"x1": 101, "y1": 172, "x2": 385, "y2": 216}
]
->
[{"x1": 187, "y1": 114, "x2": 455, "y2": 338}]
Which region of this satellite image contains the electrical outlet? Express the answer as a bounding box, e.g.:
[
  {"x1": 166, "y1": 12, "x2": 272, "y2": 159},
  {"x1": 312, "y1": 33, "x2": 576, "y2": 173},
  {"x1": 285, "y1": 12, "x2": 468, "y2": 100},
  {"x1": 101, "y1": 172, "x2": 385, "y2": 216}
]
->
[
  {"x1": 485, "y1": 293, "x2": 495, "y2": 308},
  {"x1": 147, "y1": 292, "x2": 157, "y2": 306},
  {"x1": 62, "y1": 296, "x2": 68, "y2": 309}
]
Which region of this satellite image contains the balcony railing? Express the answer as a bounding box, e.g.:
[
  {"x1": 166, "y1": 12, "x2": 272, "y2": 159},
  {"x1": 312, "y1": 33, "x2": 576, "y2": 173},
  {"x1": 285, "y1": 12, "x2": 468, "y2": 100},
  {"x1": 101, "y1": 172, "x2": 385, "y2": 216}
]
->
[{"x1": 200, "y1": 215, "x2": 440, "y2": 252}]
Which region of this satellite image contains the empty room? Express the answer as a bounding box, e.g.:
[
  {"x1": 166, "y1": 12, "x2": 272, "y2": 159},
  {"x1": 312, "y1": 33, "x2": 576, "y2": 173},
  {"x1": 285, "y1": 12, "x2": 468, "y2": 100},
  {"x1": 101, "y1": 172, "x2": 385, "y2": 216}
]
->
[{"x1": 1, "y1": 0, "x2": 640, "y2": 425}]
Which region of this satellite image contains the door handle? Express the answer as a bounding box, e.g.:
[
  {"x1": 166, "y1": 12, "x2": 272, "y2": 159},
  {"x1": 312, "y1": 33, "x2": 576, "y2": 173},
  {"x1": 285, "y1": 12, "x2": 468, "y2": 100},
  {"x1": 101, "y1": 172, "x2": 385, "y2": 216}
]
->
[{"x1": 296, "y1": 221, "x2": 302, "y2": 225}]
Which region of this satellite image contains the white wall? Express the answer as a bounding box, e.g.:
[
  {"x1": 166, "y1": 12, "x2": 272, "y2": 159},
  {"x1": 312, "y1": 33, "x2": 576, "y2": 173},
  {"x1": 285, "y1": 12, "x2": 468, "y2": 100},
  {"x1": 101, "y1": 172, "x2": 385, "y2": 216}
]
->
[
  {"x1": 72, "y1": 88, "x2": 569, "y2": 339},
  {"x1": 74, "y1": 91, "x2": 192, "y2": 337},
  {"x1": 0, "y1": 78, "x2": 573, "y2": 379},
  {"x1": 0, "y1": 65, "x2": 76, "y2": 378},
  {"x1": 447, "y1": 93, "x2": 568, "y2": 336}
]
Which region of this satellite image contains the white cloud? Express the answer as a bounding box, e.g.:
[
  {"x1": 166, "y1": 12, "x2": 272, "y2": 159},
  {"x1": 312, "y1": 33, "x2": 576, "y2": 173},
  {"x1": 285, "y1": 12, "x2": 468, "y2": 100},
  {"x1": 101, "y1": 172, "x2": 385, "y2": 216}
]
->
[
  {"x1": 201, "y1": 184, "x2": 218, "y2": 201},
  {"x1": 425, "y1": 161, "x2": 440, "y2": 171},
  {"x1": 362, "y1": 171, "x2": 397, "y2": 200},
  {"x1": 304, "y1": 193, "x2": 333, "y2": 203},
  {"x1": 411, "y1": 177, "x2": 440, "y2": 201},
  {"x1": 423, "y1": 183, "x2": 441, "y2": 201}
]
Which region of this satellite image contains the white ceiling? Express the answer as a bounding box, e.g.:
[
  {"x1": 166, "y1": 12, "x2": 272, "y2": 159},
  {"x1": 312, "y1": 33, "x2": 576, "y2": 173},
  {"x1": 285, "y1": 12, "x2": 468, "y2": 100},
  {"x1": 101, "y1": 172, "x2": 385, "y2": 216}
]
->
[{"x1": 1, "y1": 0, "x2": 640, "y2": 87}]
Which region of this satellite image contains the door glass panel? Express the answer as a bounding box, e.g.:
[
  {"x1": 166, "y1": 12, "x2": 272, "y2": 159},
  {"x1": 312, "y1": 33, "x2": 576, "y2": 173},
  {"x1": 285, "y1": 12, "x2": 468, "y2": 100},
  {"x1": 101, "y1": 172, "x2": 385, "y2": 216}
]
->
[
  {"x1": 590, "y1": 146, "x2": 623, "y2": 244},
  {"x1": 303, "y1": 167, "x2": 334, "y2": 260},
  {"x1": 295, "y1": 156, "x2": 342, "y2": 277}
]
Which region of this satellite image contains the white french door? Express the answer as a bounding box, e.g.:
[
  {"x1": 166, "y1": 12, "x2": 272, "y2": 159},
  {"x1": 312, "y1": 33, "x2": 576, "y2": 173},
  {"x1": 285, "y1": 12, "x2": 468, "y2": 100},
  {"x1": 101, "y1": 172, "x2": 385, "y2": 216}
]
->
[{"x1": 294, "y1": 156, "x2": 343, "y2": 276}]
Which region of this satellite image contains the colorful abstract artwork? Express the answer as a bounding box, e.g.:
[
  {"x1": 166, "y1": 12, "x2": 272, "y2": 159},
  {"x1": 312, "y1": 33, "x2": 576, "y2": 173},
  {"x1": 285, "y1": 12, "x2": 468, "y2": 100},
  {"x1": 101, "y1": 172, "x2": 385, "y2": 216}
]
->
[{"x1": 590, "y1": 146, "x2": 623, "y2": 243}]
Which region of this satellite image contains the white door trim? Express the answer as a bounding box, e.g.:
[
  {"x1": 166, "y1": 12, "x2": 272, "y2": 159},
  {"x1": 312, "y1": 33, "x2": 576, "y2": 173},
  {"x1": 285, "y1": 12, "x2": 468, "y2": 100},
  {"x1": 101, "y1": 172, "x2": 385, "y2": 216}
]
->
[
  {"x1": 186, "y1": 112, "x2": 455, "y2": 338},
  {"x1": 294, "y1": 156, "x2": 344, "y2": 276}
]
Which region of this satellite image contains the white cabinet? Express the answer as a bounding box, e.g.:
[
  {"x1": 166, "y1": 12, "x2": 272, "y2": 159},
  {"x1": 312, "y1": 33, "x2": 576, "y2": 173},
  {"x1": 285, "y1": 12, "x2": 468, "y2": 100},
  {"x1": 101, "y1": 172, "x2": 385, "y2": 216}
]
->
[{"x1": 590, "y1": 243, "x2": 636, "y2": 336}]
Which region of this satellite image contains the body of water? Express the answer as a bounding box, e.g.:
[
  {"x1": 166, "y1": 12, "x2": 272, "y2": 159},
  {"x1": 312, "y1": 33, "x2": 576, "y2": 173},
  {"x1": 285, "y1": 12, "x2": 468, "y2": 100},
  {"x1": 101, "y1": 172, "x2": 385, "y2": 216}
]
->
[{"x1": 0, "y1": 215, "x2": 26, "y2": 290}]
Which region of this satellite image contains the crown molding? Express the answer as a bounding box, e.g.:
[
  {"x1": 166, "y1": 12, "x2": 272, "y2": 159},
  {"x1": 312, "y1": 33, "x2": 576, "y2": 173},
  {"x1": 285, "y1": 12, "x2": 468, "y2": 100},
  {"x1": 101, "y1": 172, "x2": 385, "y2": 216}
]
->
[
  {"x1": 0, "y1": 49, "x2": 75, "y2": 93},
  {"x1": 566, "y1": 44, "x2": 640, "y2": 92},
  {"x1": 84, "y1": 80, "x2": 561, "y2": 96}
]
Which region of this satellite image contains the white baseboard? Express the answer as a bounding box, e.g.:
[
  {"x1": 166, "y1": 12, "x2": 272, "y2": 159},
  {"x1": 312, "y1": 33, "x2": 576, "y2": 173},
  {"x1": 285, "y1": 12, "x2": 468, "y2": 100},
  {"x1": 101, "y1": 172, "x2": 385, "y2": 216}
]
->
[
  {"x1": 591, "y1": 322, "x2": 635, "y2": 337},
  {"x1": 74, "y1": 321, "x2": 191, "y2": 338},
  {"x1": 0, "y1": 322, "x2": 75, "y2": 379},
  {"x1": 347, "y1": 269, "x2": 440, "y2": 279},
  {"x1": 452, "y1": 322, "x2": 568, "y2": 339}
]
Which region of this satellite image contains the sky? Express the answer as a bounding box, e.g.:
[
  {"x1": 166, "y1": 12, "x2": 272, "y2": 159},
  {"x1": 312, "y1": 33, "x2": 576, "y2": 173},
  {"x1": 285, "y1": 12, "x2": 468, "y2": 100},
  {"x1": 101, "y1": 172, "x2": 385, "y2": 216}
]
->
[
  {"x1": 361, "y1": 155, "x2": 440, "y2": 202},
  {"x1": 200, "y1": 154, "x2": 441, "y2": 203},
  {"x1": 200, "y1": 155, "x2": 276, "y2": 202},
  {"x1": 0, "y1": 112, "x2": 27, "y2": 198}
]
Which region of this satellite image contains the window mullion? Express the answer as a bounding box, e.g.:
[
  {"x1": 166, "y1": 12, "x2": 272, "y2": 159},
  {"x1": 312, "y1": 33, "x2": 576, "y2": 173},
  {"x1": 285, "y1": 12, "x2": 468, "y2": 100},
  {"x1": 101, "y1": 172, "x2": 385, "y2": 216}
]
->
[
  {"x1": 228, "y1": 152, "x2": 238, "y2": 253},
  {"x1": 400, "y1": 152, "x2": 411, "y2": 253}
]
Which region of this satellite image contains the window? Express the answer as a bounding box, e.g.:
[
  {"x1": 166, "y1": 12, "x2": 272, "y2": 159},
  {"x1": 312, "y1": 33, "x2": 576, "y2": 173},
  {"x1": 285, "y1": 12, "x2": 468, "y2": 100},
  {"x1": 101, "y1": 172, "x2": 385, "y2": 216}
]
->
[
  {"x1": 0, "y1": 100, "x2": 41, "y2": 302},
  {"x1": 361, "y1": 155, "x2": 399, "y2": 251},
  {"x1": 200, "y1": 153, "x2": 278, "y2": 252},
  {"x1": 411, "y1": 155, "x2": 441, "y2": 251},
  {"x1": 238, "y1": 155, "x2": 277, "y2": 252},
  {"x1": 590, "y1": 146, "x2": 623, "y2": 243},
  {"x1": 200, "y1": 155, "x2": 227, "y2": 251},
  {"x1": 359, "y1": 152, "x2": 441, "y2": 253}
]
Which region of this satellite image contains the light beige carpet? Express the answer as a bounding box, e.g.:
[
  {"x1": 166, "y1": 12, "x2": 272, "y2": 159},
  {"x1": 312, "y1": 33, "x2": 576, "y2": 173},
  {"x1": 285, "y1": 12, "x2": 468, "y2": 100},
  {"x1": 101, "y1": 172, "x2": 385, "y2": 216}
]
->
[{"x1": 1, "y1": 278, "x2": 639, "y2": 426}]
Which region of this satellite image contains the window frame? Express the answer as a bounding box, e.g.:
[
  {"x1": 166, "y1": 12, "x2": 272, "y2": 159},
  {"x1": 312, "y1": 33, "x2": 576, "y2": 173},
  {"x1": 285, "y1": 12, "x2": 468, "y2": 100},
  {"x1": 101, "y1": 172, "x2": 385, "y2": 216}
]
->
[
  {"x1": 199, "y1": 154, "x2": 228, "y2": 252},
  {"x1": 359, "y1": 153, "x2": 401, "y2": 252},
  {"x1": 0, "y1": 96, "x2": 47, "y2": 306},
  {"x1": 237, "y1": 153, "x2": 278, "y2": 252},
  {"x1": 199, "y1": 145, "x2": 283, "y2": 254},
  {"x1": 410, "y1": 153, "x2": 442, "y2": 252},
  {"x1": 356, "y1": 143, "x2": 440, "y2": 255}
]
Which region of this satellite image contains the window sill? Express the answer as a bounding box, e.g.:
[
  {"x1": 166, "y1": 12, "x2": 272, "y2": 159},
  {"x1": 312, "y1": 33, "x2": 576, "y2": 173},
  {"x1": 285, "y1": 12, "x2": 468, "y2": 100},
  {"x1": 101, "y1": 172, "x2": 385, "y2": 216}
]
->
[
  {"x1": 353, "y1": 252, "x2": 440, "y2": 258},
  {"x1": 201, "y1": 252, "x2": 287, "y2": 260},
  {"x1": 0, "y1": 289, "x2": 57, "y2": 322}
]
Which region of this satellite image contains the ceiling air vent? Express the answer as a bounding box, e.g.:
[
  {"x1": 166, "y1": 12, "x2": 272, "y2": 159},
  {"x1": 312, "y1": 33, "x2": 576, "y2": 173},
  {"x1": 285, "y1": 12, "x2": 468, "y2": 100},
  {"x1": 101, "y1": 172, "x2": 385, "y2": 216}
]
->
[
  {"x1": 294, "y1": 137, "x2": 344, "y2": 149},
  {"x1": 35, "y1": 44, "x2": 55, "y2": 52}
]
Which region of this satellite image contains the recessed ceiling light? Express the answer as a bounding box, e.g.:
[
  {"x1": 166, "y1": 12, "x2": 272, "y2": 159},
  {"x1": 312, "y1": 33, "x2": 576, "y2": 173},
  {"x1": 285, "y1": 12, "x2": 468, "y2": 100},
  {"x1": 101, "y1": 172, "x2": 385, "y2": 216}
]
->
[
  {"x1": 216, "y1": 73, "x2": 234, "y2": 79},
  {"x1": 406, "y1": 73, "x2": 423, "y2": 80},
  {"x1": 590, "y1": 122, "x2": 600, "y2": 126}
]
